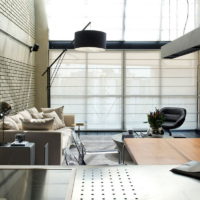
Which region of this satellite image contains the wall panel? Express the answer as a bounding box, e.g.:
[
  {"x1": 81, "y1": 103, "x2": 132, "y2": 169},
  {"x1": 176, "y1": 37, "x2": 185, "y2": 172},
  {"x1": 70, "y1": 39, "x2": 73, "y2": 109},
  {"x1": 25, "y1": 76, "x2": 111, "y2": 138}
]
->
[{"x1": 0, "y1": 0, "x2": 35, "y2": 113}]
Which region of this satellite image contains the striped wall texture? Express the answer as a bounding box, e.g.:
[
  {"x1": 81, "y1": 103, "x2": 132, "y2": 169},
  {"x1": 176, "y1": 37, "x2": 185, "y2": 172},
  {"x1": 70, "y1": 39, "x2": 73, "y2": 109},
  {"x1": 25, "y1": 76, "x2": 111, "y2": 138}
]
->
[{"x1": 0, "y1": 0, "x2": 36, "y2": 113}]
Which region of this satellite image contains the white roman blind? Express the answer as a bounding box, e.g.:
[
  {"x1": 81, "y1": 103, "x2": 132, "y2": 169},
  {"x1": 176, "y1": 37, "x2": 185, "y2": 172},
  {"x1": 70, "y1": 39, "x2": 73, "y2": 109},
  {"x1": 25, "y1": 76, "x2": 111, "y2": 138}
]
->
[
  {"x1": 125, "y1": 51, "x2": 197, "y2": 130},
  {"x1": 50, "y1": 50, "x2": 87, "y2": 123},
  {"x1": 50, "y1": 50, "x2": 198, "y2": 130},
  {"x1": 86, "y1": 52, "x2": 122, "y2": 129},
  {"x1": 160, "y1": 52, "x2": 198, "y2": 129},
  {"x1": 125, "y1": 51, "x2": 161, "y2": 129},
  {"x1": 50, "y1": 50, "x2": 122, "y2": 130}
]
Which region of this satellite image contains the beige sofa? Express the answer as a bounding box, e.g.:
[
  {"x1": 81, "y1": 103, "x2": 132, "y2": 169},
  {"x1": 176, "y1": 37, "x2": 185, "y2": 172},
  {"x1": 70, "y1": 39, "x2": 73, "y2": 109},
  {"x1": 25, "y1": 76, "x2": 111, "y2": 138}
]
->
[{"x1": 0, "y1": 114, "x2": 75, "y2": 165}]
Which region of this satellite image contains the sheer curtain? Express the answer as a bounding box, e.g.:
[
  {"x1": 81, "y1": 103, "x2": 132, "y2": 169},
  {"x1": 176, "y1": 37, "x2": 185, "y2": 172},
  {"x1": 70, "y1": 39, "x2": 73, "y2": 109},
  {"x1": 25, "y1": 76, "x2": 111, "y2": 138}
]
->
[
  {"x1": 125, "y1": 51, "x2": 197, "y2": 130},
  {"x1": 50, "y1": 50, "x2": 198, "y2": 130},
  {"x1": 50, "y1": 50, "x2": 122, "y2": 130}
]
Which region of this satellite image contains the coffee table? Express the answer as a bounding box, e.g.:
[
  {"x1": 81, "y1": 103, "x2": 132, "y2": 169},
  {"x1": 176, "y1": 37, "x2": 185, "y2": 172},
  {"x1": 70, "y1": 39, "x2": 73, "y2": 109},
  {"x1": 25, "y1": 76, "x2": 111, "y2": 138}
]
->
[{"x1": 112, "y1": 131, "x2": 171, "y2": 149}]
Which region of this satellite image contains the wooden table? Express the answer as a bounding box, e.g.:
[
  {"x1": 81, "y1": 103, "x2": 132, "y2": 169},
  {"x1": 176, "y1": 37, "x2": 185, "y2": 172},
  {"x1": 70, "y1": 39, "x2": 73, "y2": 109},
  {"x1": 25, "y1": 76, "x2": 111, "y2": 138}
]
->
[{"x1": 124, "y1": 138, "x2": 200, "y2": 165}]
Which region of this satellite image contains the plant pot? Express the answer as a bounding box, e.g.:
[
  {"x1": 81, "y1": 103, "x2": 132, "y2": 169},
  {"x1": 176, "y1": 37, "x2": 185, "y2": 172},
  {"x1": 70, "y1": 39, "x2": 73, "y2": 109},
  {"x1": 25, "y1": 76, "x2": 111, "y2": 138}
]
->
[{"x1": 147, "y1": 127, "x2": 164, "y2": 137}]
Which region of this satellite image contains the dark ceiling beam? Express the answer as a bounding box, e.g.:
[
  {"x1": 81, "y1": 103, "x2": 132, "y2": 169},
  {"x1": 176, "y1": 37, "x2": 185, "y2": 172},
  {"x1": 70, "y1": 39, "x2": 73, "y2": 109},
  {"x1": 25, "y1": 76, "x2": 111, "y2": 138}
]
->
[{"x1": 49, "y1": 40, "x2": 170, "y2": 50}]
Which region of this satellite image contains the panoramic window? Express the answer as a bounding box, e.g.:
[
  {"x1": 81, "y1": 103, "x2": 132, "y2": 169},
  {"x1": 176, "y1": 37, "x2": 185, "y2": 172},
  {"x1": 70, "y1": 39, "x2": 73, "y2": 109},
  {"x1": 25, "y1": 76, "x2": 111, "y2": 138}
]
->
[
  {"x1": 46, "y1": 0, "x2": 199, "y2": 130},
  {"x1": 45, "y1": 0, "x2": 196, "y2": 41},
  {"x1": 50, "y1": 50, "x2": 197, "y2": 130}
]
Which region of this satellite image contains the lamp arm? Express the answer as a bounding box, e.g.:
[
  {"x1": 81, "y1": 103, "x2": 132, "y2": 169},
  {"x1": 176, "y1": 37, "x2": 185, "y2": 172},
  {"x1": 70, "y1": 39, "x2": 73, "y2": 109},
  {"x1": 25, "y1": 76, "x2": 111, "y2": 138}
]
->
[
  {"x1": 82, "y1": 22, "x2": 91, "y2": 31},
  {"x1": 41, "y1": 48, "x2": 67, "y2": 76}
]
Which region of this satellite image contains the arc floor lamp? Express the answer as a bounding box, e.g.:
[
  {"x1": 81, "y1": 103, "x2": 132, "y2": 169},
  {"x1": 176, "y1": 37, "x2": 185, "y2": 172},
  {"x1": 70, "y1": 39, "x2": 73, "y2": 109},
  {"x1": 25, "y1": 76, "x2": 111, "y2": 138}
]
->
[{"x1": 42, "y1": 22, "x2": 106, "y2": 77}]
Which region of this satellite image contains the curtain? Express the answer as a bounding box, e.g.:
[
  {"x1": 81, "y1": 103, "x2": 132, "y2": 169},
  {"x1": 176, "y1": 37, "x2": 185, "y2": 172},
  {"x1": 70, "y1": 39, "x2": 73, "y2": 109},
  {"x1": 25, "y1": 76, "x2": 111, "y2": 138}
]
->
[{"x1": 50, "y1": 50, "x2": 198, "y2": 130}]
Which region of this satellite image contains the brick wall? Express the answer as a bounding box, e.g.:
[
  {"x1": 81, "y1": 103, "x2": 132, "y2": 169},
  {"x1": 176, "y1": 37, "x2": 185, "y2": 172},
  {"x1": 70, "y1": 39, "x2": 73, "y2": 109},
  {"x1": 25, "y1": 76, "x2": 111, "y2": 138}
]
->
[{"x1": 0, "y1": 0, "x2": 36, "y2": 113}]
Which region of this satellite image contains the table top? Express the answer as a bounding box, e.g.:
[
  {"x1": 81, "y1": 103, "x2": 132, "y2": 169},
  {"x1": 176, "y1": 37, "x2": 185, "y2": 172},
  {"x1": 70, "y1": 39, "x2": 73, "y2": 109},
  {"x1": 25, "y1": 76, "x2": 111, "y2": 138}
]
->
[
  {"x1": 0, "y1": 167, "x2": 76, "y2": 200},
  {"x1": 72, "y1": 165, "x2": 200, "y2": 200},
  {"x1": 124, "y1": 138, "x2": 200, "y2": 165},
  {"x1": 0, "y1": 165, "x2": 199, "y2": 200},
  {"x1": 0, "y1": 142, "x2": 35, "y2": 148},
  {"x1": 112, "y1": 132, "x2": 171, "y2": 144}
]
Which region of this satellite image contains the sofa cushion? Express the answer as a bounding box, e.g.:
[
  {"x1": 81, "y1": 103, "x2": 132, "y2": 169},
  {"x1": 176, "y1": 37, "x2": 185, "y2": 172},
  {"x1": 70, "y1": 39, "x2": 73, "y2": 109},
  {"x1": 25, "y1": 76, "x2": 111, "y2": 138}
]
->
[
  {"x1": 9, "y1": 114, "x2": 23, "y2": 130},
  {"x1": 27, "y1": 107, "x2": 43, "y2": 119},
  {"x1": 43, "y1": 111, "x2": 65, "y2": 130},
  {"x1": 41, "y1": 106, "x2": 65, "y2": 124},
  {"x1": 19, "y1": 110, "x2": 32, "y2": 121},
  {"x1": 22, "y1": 118, "x2": 54, "y2": 130},
  {"x1": 0, "y1": 116, "x2": 19, "y2": 130},
  {"x1": 58, "y1": 127, "x2": 73, "y2": 149}
]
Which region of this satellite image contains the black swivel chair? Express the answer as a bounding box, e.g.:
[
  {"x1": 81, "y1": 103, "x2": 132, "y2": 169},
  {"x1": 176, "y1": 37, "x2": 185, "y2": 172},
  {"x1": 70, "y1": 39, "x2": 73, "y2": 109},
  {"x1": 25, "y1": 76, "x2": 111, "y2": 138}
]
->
[{"x1": 160, "y1": 107, "x2": 187, "y2": 136}]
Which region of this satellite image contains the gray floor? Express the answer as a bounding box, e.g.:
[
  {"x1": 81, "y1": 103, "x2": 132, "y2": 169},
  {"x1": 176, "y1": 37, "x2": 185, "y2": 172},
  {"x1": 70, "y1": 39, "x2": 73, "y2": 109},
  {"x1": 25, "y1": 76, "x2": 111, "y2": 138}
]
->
[{"x1": 69, "y1": 130, "x2": 200, "y2": 166}]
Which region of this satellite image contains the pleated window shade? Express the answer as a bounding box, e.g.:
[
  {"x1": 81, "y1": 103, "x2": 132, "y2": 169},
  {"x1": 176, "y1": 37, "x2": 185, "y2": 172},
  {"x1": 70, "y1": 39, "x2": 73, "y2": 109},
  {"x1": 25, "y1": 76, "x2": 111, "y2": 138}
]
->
[{"x1": 50, "y1": 50, "x2": 198, "y2": 130}]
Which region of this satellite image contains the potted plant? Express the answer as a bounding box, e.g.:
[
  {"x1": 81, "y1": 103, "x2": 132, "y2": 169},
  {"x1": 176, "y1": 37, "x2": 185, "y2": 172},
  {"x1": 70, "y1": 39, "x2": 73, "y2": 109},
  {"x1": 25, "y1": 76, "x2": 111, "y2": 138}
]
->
[{"x1": 147, "y1": 108, "x2": 164, "y2": 137}]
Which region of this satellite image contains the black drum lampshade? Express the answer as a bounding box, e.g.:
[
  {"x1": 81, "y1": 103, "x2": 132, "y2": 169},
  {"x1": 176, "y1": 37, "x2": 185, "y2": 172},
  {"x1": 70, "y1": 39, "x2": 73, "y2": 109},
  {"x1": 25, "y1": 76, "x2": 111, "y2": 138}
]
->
[{"x1": 74, "y1": 30, "x2": 106, "y2": 52}]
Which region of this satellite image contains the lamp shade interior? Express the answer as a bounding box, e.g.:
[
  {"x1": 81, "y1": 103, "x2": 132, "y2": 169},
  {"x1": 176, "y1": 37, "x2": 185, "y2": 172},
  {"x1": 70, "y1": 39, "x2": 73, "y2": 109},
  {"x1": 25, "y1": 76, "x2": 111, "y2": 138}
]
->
[{"x1": 74, "y1": 30, "x2": 106, "y2": 52}]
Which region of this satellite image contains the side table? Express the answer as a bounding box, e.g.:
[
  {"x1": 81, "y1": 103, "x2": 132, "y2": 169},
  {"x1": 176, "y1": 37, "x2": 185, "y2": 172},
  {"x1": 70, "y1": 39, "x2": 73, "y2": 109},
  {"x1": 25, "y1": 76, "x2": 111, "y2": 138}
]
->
[{"x1": 0, "y1": 142, "x2": 35, "y2": 165}]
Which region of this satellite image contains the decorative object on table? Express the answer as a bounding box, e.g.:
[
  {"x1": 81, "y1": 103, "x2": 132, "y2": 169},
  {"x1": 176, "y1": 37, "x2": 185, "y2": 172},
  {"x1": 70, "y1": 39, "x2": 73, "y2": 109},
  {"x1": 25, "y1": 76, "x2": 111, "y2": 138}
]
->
[
  {"x1": 10, "y1": 133, "x2": 27, "y2": 146},
  {"x1": 15, "y1": 133, "x2": 25, "y2": 143},
  {"x1": 0, "y1": 102, "x2": 12, "y2": 145},
  {"x1": 128, "y1": 130, "x2": 133, "y2": 135},
  {"x1": 147, "y1": 108, "x2": 164, "y2": 137}
]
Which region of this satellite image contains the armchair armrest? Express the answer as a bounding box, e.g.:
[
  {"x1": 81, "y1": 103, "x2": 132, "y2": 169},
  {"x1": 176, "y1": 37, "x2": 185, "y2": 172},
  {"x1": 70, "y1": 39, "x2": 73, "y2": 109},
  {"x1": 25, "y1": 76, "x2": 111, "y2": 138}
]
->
[{"x1": 64, "y1": 114, "x2": 75, "y2": 127}]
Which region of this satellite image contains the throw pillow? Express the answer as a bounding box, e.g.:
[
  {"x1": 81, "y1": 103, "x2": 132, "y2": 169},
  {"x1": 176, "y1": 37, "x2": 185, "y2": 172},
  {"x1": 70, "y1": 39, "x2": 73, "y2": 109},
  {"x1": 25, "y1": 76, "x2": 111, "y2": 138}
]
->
[
  {"x1": 19, "y1": 110, "x2": 32, "y2": 120},
  {"x1": 27, "y1": 107, "x2": 43, "y2": 119},
  {"x1": 43, "y1": 111, "x2": 65, "y2": 130},
  {"x1": 41, "y1": 106, "x2": 65, "y2": 124},
  {"x1": 0, "y1": 116, "x2": 19, "y2": 130},
  {"x1": 22, "y1": 118, "x2": 54, "y2": 130},
  {"x1": 9, "y1": 114, "x2": 23, "y2": 130}
]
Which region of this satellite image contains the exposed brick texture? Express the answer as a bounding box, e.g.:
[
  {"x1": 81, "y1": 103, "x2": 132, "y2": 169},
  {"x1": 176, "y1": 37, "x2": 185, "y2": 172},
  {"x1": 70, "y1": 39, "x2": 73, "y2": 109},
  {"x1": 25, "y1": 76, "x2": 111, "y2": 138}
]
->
[
  {"x1": 0, "y1": 56, "x2": 35, "y2": 113},
  {"x1": 0, "y1": 0, "x2": 35, "y2": 113},
  {"x1": 0, "y1": 0, "x2": 35, "y2": 39}
]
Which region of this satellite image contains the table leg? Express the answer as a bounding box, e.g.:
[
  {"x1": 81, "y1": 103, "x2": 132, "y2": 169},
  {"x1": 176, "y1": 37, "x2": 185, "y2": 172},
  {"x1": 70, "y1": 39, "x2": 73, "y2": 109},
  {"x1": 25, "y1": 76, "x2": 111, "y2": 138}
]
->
[{"x1": 77, "y1": 125, "x2": 80, "y2": 138}]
